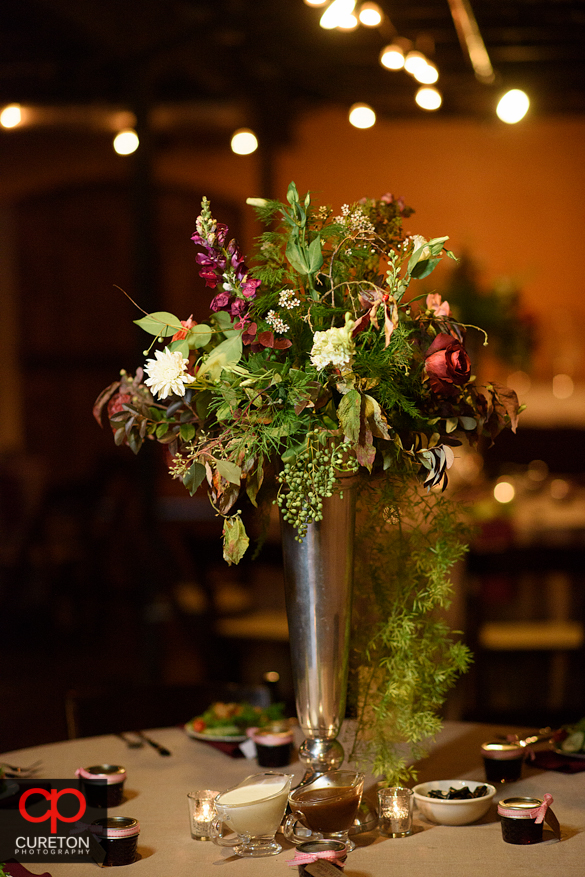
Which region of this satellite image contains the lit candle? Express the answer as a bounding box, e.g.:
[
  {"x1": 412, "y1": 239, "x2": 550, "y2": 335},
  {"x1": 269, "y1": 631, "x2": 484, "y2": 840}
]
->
[
  {"x1": 378, "y1": 787, "x2": 413, "y2": 838},
  {"x1": 187, "y1": 790, "x2": 219, "y2": 841}
]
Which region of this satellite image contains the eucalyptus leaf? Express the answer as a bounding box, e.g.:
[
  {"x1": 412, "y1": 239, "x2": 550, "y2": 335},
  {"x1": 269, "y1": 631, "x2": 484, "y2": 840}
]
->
[
  {"x1": 197, "y1": 333, "x2": 243, "y2": 381},
  {"x1": 338, "y1": 389, "x2": 361, "y2": 443},
  {"x1": 179, "y1": 423, "x2": 195, "y2": 442},
  {"x1": 445, "y1": 417, "x2": 458, "y2": 434},
  {"x1": 216, "y1": 459, "x2": 242, "y2": 485},
  {"x1": 168, "y1": 339, "x2": 190, "y2": 357},
  {"x1": 222, "y1": 514, "x2": 249, "y2": 566},
  {"x1": 189, "y1": 324, "x2": 213, "y2": 348},
  {"x1": 183, "y1": 461, "x2": 206, "y2": 496},
  {"x1": 134, "y1": 311, "x2": 181, "y2": 337}
]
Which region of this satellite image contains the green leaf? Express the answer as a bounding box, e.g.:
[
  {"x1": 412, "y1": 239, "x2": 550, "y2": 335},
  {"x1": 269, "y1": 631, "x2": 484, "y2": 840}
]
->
[
  {"x1": 188, "y1": 324, "x2": 213, "y2": 348},
  {"x1": 364, "y1": 394, "x2": 391, "y2": 440},
  {"x1": 307, "y1": 235, "x2": 323, "y2": 273},
  {"x1": 183, "y1": 461, "x2": 206, "y2": 495},
  {"x1": 134, "y1": 311, "x2": 181, "y2": 337},
  {"x1": 281, "y1": 440, "x2": 307, "y2": 465},
  {"x1": 286, "y1": 239, "x2": 309, "y2": 274},
  {"x1": 458, "y1": 416, "x2": 477, "y2": 430},
  {"x1": 427, "y1": 235, "x2": 449, "y2": 254},
  {"x1": 216, "y1": 459, "x2": 242, "y2": 485},
  {"x1": 156, "y1": 422, "x2": 169, "y2": 438},
  {"x1": 338, "y1": 389, "x2": 361, "y2": 443},
  {"x1": 179, "y1": 423, "x2": 196, "y2": 442},
  {"x1": 411, "y1": 257, "x2": 441, "y2": 279},
  {"x1": 197, "y1": 333, "x2": 243, "y2": 381},
  {"x1": 286, "y1": 181, "x2": 299, "y2": 206},
  {"x1": 445, "y1": 417, "x2": 458, "y2": 434},
  {"x1": 168, "y1": 339, "x2": 190, "y2": 357},
  {"x1": 215, "y1": 403, "x2": 233, "y2": 422},
  {"x1": 222, "y1": 514, "x2": 250, "y2": 566}
]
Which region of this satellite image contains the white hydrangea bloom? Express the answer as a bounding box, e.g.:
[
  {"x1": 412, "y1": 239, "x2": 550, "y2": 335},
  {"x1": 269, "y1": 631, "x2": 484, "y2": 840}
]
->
[
  {"x1": 310, "y1": 313, "x2": 356, "y2": 371},
  {"x1": 144, "y1": 348, "x2": 194, "y2": 399}
]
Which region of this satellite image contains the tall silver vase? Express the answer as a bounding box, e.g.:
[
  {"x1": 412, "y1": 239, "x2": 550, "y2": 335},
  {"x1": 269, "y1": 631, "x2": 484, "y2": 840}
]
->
[{"x1": 281, "y1": 479, "x2": 357, "y2": 777}]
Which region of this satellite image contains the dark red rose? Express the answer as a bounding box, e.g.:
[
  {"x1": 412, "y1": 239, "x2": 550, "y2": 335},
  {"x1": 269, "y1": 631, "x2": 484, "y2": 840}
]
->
[
  {"x1": 424, "y1": 333, "x2": 471, "y2": 395},
  {"x1": 107, "y1": 392, "x2": 131, "y2": 418}
]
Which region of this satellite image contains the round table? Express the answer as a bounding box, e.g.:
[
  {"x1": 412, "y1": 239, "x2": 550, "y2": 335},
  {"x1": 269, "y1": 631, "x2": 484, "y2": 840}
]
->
[{"x1": 1, "y1": 721, "x2": 584, "y2": 876}]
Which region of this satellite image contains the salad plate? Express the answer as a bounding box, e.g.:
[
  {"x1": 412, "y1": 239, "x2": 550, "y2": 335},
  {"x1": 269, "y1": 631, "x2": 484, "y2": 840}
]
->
[
  {"x1": 184, "y1": 724, "x2": 247, "y2": 743},
  {"x1": 552, "y1": 744, "x2": 585, "y2": 760},
  {"x1": 185, "y1": 699, "x2": 286, "y2": 743}
]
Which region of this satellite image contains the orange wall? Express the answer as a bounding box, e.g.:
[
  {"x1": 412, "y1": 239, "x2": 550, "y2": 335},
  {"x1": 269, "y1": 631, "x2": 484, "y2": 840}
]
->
[
  {"x1": 161, "y1": 109, "x2": 585, "y2": 382},
  {"x1": 2, "y1": 110, "x2": 585, "y2": 386}
]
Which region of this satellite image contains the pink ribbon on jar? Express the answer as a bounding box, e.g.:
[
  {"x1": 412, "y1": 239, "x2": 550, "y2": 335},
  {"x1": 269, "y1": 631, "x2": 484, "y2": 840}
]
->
[
  {"x1": 286, "y1": 849, "x2": 346, "y2": 868},
  {"x1": 533, "y1": 793, "x2": 553, "y2": 824}
]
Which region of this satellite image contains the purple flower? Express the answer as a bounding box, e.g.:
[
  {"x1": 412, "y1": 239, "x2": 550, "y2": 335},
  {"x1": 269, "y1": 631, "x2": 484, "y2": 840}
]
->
[
  {"x1": 230, "y1": 299, "x2": 248, "y2": 318},
  {"x1": 200, "y1": 269, "x2": 220, "y2": 289},
  {"x1": 210, "y1": 292, "x2": 232, "y2": 311},
  {"x1": 241, "y1": 277, "x2": 261, "y2": 299},
  {"x1": 216, "y1": 223, "x2": 229, "y2": 246}
]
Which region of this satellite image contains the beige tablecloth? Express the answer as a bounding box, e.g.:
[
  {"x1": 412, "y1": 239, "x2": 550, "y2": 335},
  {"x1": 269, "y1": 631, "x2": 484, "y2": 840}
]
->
[{"x1": 1, "y1": 722, "x2": 583, "y2": 876}]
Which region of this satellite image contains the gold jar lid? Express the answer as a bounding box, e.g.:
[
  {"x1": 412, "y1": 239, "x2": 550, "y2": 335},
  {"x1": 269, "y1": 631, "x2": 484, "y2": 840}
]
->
[{"x1": 481, "y1": 741, "x2": 523, "y2": 760}]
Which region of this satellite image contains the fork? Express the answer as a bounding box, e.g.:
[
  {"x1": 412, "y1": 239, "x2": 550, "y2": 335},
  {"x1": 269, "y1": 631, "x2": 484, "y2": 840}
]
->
[{"x1": 1, "y1": 759, "x2": 42, "y2": 775}]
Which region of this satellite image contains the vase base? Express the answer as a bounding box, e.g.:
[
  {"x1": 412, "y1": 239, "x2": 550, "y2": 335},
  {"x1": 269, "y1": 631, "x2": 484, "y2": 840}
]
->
[{"x1": 298, "y1": 738, "x2": 345, "y2": 777}]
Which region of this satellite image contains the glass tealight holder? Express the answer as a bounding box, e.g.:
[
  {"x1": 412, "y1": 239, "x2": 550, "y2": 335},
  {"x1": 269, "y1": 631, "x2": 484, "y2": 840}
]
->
[
  {"x1": 378, "y1": 787, "x2": 413, "y2": 838},
  {"x1": 187, "y1": 790, "x2": 219, "y2": 841}
]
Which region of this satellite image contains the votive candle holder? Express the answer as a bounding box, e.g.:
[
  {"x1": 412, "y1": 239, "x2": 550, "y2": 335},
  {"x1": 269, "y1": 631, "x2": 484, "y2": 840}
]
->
[
  {"x1": 187, "y1": 790, "x2": 220, "y2": 840},
  {"x1": 378, "y1": 787, "x2": 413, "y2": 838}
]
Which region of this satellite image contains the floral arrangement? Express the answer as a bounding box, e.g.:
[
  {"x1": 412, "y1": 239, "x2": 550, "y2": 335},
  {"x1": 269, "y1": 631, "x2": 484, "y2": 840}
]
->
[
  {"x1": 94, "y1": 182, "x2": 520, "y2": 781},
  {"x1": 95, "y1": 182, "x2": 518, "y2": 563}
]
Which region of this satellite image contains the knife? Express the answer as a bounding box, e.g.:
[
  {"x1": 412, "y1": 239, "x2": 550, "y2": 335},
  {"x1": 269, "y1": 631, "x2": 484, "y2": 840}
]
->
[{"x1": 135, "y1": 731, "x2": 171, "y2": 756}]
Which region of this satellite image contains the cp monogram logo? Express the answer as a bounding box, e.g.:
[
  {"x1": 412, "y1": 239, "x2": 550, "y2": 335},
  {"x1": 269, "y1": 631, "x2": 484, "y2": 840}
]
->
[{"x1": 19, "y1": 788, "x2": 87, "y2": 834}]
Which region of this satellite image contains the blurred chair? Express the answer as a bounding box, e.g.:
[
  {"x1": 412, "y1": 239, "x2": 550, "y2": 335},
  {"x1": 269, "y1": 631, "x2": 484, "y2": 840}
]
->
[{"x1": 65, "y1": 681, "x2": 272, "y2": 739}]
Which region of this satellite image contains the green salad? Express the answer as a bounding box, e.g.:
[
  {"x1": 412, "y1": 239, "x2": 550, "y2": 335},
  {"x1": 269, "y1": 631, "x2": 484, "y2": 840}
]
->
[
  {"x1": 187, "y1": 701, "x2": 286, "y2": 737},
  {"x1": 560, "y1": 717, "x2": 585, "y2": 753}
]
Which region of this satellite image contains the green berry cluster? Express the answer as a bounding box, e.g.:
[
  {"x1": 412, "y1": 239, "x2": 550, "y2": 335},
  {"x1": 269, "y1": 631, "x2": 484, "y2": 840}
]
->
[{"x1": 277, "y1": 438, "x2": 359, "y2": 540}]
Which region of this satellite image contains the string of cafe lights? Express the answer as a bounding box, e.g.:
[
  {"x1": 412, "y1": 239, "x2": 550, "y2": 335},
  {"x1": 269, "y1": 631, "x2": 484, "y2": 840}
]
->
[
  {"x1": 0, "y1": 1, "x2": 531, "y2": 151},
  {"x1": 303, "y1": 0, "x2": 531, "y2": 127}
]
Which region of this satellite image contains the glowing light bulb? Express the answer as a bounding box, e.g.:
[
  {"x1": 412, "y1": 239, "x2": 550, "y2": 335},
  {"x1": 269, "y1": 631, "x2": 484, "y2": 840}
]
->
[
  {"x1": 304, "y1": 0, "x2": 328, "y2": 6},
  {"x1": 415, "y1": 87, "x2": 442, "y2": 111},
  {"x1": 113, "y1": 129, "x2": 139, "y2": 155},
  {"x1": 552, "y1": 373, "x2": 574, "y2": 399},
  {"x1": 404, "y1": 50, "x2": 428, "y2": 77},
  {"x1": 496, "y1": 89, "x2": 529, "y2": 123},
  {"x1": 379, "y1": 44, "x2": 404, "y2": 70},
  {"x1": 494, "y1": 481, "x2": 515, "y2": 504},
  {"x1": 348, "y1": 103, "x2": 376, "y2": 128},
  {"x1": 231, "y1": 128, "x2": 258, "y2": 155},
  {"x1": 413, "y1": 62, "x2": 439, "y2": 85},
  {"x1": 358, "y1": 2, "x2": 383, "y2": 26},
  {"x1": 1, "y1": 104, "x2": 22, "y2": 128},
  {"x1": 337, "y1": 12, "x2": 358, "y2": 29},
  {"x1": 320, "y1": 0, "x2": 356, "y2": 29},
  {"x1": 507, "y1": 370, "x2": 531, "y2": 396}
]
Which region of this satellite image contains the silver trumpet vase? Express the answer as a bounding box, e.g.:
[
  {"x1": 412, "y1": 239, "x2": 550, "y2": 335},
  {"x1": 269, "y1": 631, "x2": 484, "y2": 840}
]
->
[{"x1": 281, "y1": 478, "x2": 358, "y2": 779}]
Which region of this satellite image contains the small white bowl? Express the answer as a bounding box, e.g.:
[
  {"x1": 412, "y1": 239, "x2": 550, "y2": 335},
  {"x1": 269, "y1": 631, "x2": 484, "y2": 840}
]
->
[{"x1": 412, "y1": 780, "x2": 496, "y2": 826}]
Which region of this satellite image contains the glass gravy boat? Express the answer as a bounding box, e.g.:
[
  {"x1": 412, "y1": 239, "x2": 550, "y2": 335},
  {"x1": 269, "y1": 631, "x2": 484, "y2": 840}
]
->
[{"x1": 210, "y1": 771, "x2": 293, "y2": 857}]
